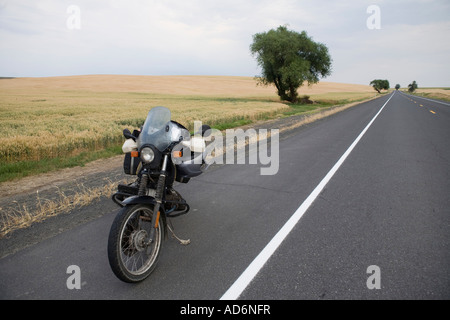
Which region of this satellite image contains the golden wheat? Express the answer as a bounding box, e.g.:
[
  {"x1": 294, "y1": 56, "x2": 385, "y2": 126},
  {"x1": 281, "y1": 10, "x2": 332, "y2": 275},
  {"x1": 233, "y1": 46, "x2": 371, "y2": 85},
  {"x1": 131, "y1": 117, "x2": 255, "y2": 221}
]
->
[
  {"x1": 0, "y1": 92, "x2": 287, "y2": 163},
  {"x1": 0, "y1": 75, "x2": 374, "y2": 164}
]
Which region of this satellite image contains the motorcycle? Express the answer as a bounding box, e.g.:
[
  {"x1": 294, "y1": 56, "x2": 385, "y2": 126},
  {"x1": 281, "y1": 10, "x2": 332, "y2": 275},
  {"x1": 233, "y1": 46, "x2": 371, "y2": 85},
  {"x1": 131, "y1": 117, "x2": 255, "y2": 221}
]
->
[{"x1": 108, "y1": 106, "x2": 211, "y2": 283}]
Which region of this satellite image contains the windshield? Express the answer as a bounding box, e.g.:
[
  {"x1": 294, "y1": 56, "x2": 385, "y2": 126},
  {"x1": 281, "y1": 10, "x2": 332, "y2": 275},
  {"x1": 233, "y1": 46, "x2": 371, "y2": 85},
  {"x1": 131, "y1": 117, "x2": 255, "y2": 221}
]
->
[
  {"x1": 142, "y1": 106, "x2": 171, "y2": 135},
  {"x1": 137, "y1": 106, "x2": 189, "y2": 152}
]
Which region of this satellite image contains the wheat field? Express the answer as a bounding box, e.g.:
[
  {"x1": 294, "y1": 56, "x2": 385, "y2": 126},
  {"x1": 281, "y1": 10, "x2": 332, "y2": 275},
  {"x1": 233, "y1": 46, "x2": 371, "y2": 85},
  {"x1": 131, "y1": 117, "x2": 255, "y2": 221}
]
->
[
  {"x1": 0, "y1": 75, "x2": 373, "y2": 164},
  {"x1": 414, "y1": 88, "x2": 450, "y2": 102}
]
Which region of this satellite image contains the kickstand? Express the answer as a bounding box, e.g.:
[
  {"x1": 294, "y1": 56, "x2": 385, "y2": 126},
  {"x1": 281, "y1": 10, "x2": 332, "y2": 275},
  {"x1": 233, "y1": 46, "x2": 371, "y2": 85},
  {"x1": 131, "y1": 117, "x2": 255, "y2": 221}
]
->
[{"x1": 167, "y1": 220, "x2": 190, "y2": 245}]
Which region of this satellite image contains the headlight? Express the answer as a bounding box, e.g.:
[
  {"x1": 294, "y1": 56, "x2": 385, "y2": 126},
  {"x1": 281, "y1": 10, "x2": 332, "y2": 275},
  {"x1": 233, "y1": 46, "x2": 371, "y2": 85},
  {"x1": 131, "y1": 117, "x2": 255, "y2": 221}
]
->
[{"x1": 140, "y1": 147, "x2": 155, "y2": 163}]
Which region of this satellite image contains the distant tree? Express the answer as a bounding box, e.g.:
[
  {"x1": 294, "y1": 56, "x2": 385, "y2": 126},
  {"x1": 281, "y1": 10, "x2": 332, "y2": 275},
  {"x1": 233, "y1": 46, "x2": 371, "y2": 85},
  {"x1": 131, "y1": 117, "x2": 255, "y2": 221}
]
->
[
  {"x1": 408, "y1": 81, "x2": 418, "y2": 93},
  {"x1": 395, "y1": 84, "x2": 401, "y2": 90},
  {"x1": 370, "y1": 79, "x2": 390, "y2": 93},
  {"x1": 250, "y1": 25, "x2": 332, "y2": 103}
]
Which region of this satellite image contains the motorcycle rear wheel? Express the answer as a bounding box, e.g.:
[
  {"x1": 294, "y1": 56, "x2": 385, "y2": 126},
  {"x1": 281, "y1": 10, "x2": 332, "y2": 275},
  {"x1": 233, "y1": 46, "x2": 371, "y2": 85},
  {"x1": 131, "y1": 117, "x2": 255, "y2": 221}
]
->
[{"x1": 108, "y1": 204, "x2": 164, "y2": 283}]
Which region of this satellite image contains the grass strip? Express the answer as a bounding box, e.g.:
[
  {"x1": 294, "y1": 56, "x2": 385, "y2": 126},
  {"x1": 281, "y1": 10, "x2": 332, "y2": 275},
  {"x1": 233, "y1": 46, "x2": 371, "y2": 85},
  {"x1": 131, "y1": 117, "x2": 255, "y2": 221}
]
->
[{"x1": 0, "y1": 145, "x2": 122, "y2": 183}]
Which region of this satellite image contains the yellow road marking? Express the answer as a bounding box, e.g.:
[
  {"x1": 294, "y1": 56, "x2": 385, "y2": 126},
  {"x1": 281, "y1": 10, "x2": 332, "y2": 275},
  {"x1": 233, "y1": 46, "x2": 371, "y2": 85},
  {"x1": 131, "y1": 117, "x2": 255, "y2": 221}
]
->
[{"x1": 430, "y1": 110, "x2": 436, "y2": 114}]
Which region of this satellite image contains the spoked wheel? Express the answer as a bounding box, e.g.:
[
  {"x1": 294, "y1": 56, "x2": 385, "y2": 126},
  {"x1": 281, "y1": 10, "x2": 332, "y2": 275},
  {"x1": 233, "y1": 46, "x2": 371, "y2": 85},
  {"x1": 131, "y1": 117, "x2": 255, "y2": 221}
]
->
[{"x1": 108, "y1": 204, "x2": 164, "y2": 283}]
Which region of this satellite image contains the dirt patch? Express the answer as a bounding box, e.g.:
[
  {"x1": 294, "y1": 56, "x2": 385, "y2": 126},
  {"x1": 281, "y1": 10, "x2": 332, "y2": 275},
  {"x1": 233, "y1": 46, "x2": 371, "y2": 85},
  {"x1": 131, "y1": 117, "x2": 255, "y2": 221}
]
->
[{"x1": 0, "y1": 156, "x2": 123, "y2": 200}]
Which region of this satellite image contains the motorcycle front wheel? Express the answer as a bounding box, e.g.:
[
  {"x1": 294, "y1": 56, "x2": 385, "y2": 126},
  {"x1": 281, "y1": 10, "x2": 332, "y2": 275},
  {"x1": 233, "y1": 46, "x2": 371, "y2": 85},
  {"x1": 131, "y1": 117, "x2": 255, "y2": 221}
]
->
[{"x1": 107, "y1": 204, "x2": 164, "y2": 283}]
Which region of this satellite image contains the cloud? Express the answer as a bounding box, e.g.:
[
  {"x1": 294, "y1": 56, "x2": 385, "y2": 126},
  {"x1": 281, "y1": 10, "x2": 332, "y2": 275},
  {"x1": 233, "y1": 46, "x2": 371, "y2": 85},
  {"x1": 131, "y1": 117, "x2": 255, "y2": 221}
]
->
[{"x1": 0, "y1": 0, "x2": 448, "y2": 86}]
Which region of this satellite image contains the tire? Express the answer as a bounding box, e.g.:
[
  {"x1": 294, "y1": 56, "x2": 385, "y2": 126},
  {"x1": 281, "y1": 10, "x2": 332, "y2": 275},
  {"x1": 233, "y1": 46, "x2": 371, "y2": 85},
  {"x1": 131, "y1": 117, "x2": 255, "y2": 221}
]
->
[{"x1": 107, "y1": 204, "x2": 164, "y2": 283}]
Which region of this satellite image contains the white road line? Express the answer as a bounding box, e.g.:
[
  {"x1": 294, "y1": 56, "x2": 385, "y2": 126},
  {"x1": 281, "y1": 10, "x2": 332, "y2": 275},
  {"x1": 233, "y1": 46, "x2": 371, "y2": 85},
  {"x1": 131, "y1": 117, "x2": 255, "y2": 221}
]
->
[
  {"x1": 398, "y1": 91, "x2": 450, "y2": 106},
  {"x1": 220, "y1": 92, "x2": 396, "y2": 300}
]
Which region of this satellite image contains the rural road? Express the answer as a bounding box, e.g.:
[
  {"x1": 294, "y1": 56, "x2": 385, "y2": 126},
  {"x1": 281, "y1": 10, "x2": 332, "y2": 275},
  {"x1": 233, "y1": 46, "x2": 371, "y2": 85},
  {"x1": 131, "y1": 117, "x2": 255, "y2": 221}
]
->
[{"x1": 0, "y1": 91, "x2": 449, "y2": 301}]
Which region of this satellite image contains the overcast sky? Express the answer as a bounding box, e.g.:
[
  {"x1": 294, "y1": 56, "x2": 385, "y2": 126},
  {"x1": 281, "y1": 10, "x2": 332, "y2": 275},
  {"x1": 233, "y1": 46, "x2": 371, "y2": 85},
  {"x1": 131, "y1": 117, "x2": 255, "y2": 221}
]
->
[{"x1": 0, "y1": 0, "x2": 449, "y2": 87}]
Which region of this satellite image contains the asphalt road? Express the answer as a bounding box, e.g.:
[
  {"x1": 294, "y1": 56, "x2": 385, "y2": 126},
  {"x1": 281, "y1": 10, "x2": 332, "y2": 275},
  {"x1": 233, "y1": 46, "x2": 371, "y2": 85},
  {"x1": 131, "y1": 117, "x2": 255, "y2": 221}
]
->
[{"x1": 1, "y1": 91, "x2": 449, "y2": 300}]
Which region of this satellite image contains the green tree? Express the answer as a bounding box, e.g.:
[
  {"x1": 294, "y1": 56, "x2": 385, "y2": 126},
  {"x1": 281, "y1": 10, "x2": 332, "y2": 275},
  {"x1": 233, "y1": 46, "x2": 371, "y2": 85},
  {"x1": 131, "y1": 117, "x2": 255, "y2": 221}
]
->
[
  {"x1": 395, "y1": 84, "x2": 401, "y2": 90},
  {"x1": 408, "y1": 81, "x2": 418, "y2": 93},
  {"x1": 250, "y1": 26, "x2": 332, "y2": 103},
  {"x1": 370, "y1": 79, "x2": 390, "y2": 93}
]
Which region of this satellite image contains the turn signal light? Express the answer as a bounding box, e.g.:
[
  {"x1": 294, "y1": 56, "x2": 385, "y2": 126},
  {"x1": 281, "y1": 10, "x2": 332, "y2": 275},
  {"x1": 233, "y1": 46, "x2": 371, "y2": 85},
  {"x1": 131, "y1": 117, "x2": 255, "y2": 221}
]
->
[{"x1": 172, "y1": 151, "x2": 183, "y2": 158}]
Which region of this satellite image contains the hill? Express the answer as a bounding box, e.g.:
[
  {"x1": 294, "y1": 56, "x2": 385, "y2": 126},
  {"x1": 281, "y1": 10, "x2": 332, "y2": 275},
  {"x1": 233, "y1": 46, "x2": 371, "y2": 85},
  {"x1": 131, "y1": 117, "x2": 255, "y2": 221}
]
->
[{"x1": 0, "y1": 75, "x2": 373, "y2": 97}]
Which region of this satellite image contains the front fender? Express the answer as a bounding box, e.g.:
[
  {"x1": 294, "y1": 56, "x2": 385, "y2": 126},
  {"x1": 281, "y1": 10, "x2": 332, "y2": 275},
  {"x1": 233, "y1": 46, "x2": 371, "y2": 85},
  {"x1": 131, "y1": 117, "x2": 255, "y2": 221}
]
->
[{"x1": 122, "y1": 195, "x2": 157, "y2": 206}]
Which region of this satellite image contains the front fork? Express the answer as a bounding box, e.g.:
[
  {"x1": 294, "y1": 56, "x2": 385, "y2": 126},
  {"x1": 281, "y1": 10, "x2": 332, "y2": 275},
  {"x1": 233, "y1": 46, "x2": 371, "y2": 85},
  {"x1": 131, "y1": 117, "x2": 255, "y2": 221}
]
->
[{"x1": 145, "y1": 154, "x2": 169, "y2": 242}]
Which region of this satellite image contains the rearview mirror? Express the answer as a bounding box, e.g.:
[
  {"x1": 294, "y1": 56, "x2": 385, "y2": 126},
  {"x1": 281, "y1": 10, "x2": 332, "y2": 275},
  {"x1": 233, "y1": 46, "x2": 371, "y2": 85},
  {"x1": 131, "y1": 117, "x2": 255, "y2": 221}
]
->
[{"x1": 196, "y1": 125, "x2": 211, "y2": 138}]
